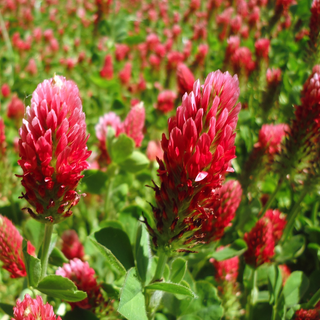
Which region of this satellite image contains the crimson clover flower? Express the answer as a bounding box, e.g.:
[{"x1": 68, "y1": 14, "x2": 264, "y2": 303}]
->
[
  {"x1": 145, "y1": 70, "x2": 241, "y2": 254},
  {"x1": 0, "y1": 215, "x2": 35, "y2": 278},
  {"x1": 13, "y1": 294, "x2": 61, "y2": 320},
  {"x1": 18, "y1": 75, "x2": 91, "y2": 224}
]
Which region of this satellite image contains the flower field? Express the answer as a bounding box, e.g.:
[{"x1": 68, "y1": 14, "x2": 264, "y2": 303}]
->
[{"x1": 0, "y1": 0, "x2": 320, "y2": 319}]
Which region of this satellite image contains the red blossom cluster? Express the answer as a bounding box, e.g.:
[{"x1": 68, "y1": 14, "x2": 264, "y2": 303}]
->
[
  {"x1": 277, "y1": 65, "x2": 320, "y2": 178},
  {"x1": 61, "y1": 229, "x2": 85, "y2": 260},
  {"x1": 13, "y1": 294, "x2": 61, "y2": 320},
  {"x1": 254, "y1": 124, "x2": 288, "y2": 156},
  {"x1": 200, "y1": 180, "x2": 242, "y2": 242},
  {"x1": 244, "y1": 209, "x2": 286, "y2": 268},
  {"x1": 56, "y1": 258, "x2": 104, "y2": 311},
  {"x1": 17, "y1": 75, "x2": 91, "y2": 223},
  {"x1": 294, "y1": 308, "x2": 320, "y2": 320},
  {"x1": 146, "y1": 70, "x2": 241, "y2": 252},
  {"x1": 210, "y1": 248, "x2": 239, "y2": 283},
  {"x1": 7, "y1": 94, "x2": 25, "y2": 121},
  {"x1": 0, "y1": 117, "x2": 6, "y2": 156},
  {"x1": 0, "y1": 215, "x2": 35, "y2": 278},
  {"x1": 156, "y1": 90, "x2": 177, "y2": 113}
]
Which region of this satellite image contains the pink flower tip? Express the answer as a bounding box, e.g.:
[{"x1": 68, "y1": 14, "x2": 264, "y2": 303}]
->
[{"x1": 13, "y1": 294, "x2": 61, "y2": 320}]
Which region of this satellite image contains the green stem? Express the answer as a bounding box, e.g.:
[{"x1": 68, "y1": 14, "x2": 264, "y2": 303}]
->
[
  {"x1": 260, "y1": 178, "x2": 283, "y2": 218},
  {"x1": 152, "y1": 251, "x2": 168, "y2": 282},
  {"x1": 311, "y1": 201, "x2": 319, "y2": 226},
  {"x1": 272, "y1": 302, "x2": 278, "y2": 320},
  {"x1": 307, "y1": 288, "x2": 320, "y2": 308},
  {"x1": 281, "y1": 188, "x2": 309, "y2": 244},
  {"x1": 0, "y1": 11, "x2": 14, "y2": 84},
  {"x1": 40, "y1": 224, "x2": 54, "y2": 280},
  {"x1": 247, "y1": 269, "x2": 258, "y2": 320}
]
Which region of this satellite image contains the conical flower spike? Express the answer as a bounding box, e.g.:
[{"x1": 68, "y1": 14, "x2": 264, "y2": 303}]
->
[
  {"x1": 146, "y1": 70, "x2": 241, "y2": 254},
  {"x1": 18, "y1": 75, "x2": 91, "y2": 224}
]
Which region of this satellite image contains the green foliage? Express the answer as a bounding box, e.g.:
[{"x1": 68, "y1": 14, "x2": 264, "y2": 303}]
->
[
  {"x1": 64, "y1": 308, "x2": 99, "y2": 320},
  {"x1": 36, "y1": 275, "x2": 87, "y2": 302},
  {"x1": 135, "y1": 223, "x2": 151, "y2": 284},
  {"x1": 94, "y1": 227, "x2": 135, "y2": 270},
  {"x1": 170, "y1": 258, "x2": 187, "y2": 284},
  {"x1": 22, "y1": 239, "x2": 41, "y2": 287},
  {"x1": 211, "y1": 239, "x2": 248, "y2": 261},
  {"x1": 281, "y1": 271, "x2": 309, "y2": 307},
  {"x1": 81, "y1": 170, "x2": 109, "y2": 195},
  {"x1": 118, "y1": 151, "x2": 150, "y2": 173},
  {"x1": 145, "y1": 282, "x2": 195, "y2": 297},
  {"x1": 118, "y1": 268, "x2": 148, "y2": 320}
]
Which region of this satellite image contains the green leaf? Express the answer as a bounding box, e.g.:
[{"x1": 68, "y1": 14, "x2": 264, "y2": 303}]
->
[
  {"x1": 81, "y1": 170, "x2": 108, "y2": 194},
  {"x1": 0, "y1": 303, "x2": 14, "y2": 317},
  {"x1": 89, "y1": 237, "x2": 126, "y2": 276},
  {"x1": 49, "y1": 247, "x2": 68, "y2": 267},
  {"x1": 64, "y1": 307, "x2": 99, "y2": 320},
  {"x1": 135, "y1": 223, "x2": 151, "y2": 284},
  {"x1": 268, "y1": 265, "x2": 283, "y2": 304},
  {"x1": 118, "y1": 268, "x2": 148, "y2": 320},
  {"x1": 94, "y1": 227, "x2": 135, "y2": 270},
  {"x1": 282, "y1": 271, "x2": 309, "y2": 307},
  {"x1": 112, "y1": 98, "x2": 126, "y2": 110},
  {"x1": 145, "y1": 282, "x2": 195, "y2": 297},
  {"x1": 211, "y1": 239, "x2": 247, "y2": 261},
  {"x1": 119, "y1": 205, "x2": 145, "y2": 244},
  {"x1": 275, "y1": 235, "x2": 306, "y2": 263},
  {"x1": 99, "y1": 220, "x2": 124, "y2": 230},
  {"x1": 123, "y1": 35, "x2": 145, "y2": 45},
  {"x1": 110, "y1": 134, "x2": 135, "y2": 163},
  {"x1": 179, "y1": 316, "x2": 202, "y2": 320},
  {"x1": 22, "y1": 239, "x2": 41, "y2": 287},
  {"x1": 162, "y1": 281, "x2": 223, "y2": 319},
  {"x1": 90, "y1": 75, "x2": 118, "y2": 89},
  {"x1": 170, "y1": 258, "x2": 187, "y2": 284},
  {"x1": 36, "y1": 275, "x2": 87, "y2": 302},
  {"x1": 119, "y1": 151, "x2": 150, "y2": 173},
  {"x1": 101, "y1": 283, "x2": 120, "y2": 299},
  {"x1": 24, "y1": 219, "x2": 44, "y2": 251}
]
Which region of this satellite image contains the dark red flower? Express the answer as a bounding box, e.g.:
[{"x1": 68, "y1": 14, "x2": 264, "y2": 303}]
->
[
  {"x1": 100, "y1": 55, "x2": 113, "y2": 80},
  {"x1": 244, "y1": 219, "x2": 275, "y2": 268},
  {"x1": 156, "y1": 90, "x2": 177, "y2": 113},
  {"x1": 210, "y1": 247, "x2": 239, "y2": 283},
  {"x1": 294, "y1": 309, "x2": 320, "y2": 320},
  {"x1": 177, "y1": 63, "x2": 195, "y2": 97},
  {"x1": 7, "y1": 94, "x2": 25, "y2": 120},
  {"x1": 61, "y1": 230, "x2": 85, "y2": 260},
  {"x1": 1, "y1": 83, "x2": 10, "y2": 98},
  {"x1": 146, "y1": 70, "x2": 241, "y2": 252}
]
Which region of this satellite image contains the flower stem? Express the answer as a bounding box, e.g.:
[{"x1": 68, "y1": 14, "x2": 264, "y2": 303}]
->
[
  {"x1": 260, "y1": 178, "x2": 283, "y2": 218},
  {"x1": 247, "y1": 269, "x2": 258, "y2": 320},
  {"x1": 307, "y1": 288, "x2": 320, "y2": 308},
  {"x1": 152, "y1": 251, "x2": 168, "y2": 282},
  {"x1": 40, "y1": 224, "x2": 54, "y2": 280},
  {"x1": 311, "y1": 201, "x2": 319, "y2": 226},
  {"x1": 0, "y1": 11, "x2": 14, "y2": 84},
  {"x1": 281, "y1": 188, "x2": 309, "y2": 244}
]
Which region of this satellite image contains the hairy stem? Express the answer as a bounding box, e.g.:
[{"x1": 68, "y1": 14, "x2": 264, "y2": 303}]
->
[
  {"x1": 260, "y1": 178, "x2": 283, "y2": 218},
  {"x1": 40, "y1": 224, "x2": 54, "y2": 280},
  {"x1": 281, "y1": 188, "x2": 309, "y2": 244},
  {"x1": 153, "y1": 250, "x2": 168, "y2": 282}
]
